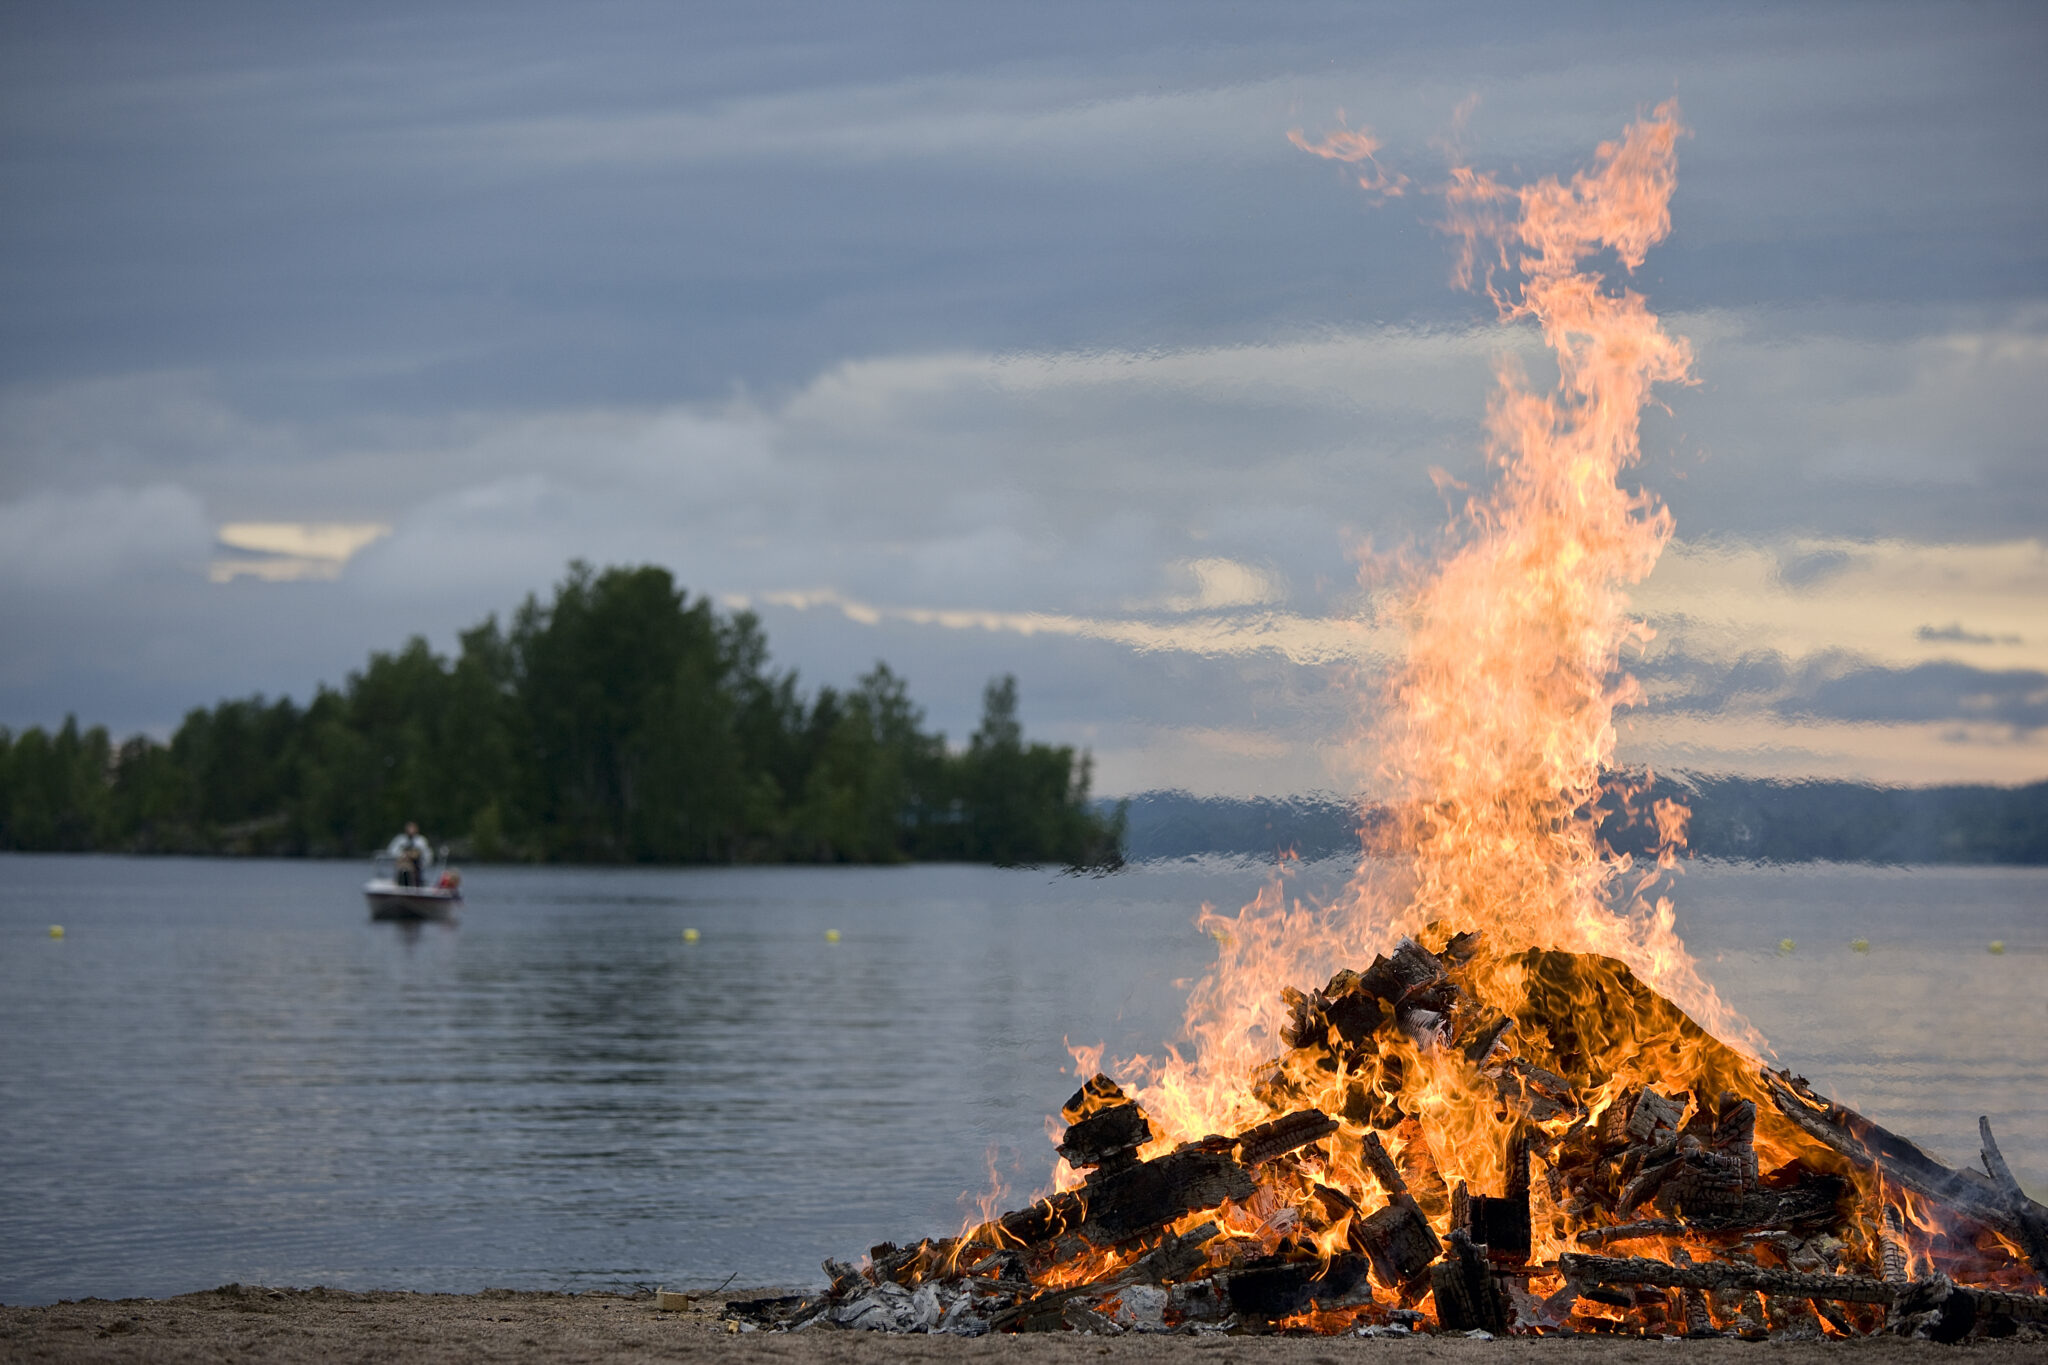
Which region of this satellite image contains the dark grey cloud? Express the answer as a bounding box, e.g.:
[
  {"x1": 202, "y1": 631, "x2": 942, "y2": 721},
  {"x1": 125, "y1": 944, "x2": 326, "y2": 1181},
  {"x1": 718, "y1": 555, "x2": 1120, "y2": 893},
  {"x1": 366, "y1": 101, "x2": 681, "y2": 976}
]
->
[
  {"x1": 1795, "y1": 661, "x2": 2048, "y2": 732},
  {"x1": 1643, "y1": 648, "x2": 2048, "y2": 734},
  {"x1": 4, "y1": 2, "x2": 2042, "y2": 413}
]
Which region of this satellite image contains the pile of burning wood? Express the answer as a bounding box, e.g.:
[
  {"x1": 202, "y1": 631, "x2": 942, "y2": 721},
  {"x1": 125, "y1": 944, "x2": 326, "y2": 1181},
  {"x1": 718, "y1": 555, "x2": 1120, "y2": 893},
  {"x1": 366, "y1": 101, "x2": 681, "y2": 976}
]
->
[{"x1": 727, "y1": 930, "x2": 2048, "y2": 1341}]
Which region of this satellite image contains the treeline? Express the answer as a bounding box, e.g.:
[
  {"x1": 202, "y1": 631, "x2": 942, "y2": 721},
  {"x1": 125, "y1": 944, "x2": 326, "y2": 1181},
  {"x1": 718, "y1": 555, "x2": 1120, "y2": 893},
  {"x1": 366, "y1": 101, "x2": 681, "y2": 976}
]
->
[
  {"x1": 1115, "y1": 778, "x2": 2048, "y2": 865},
  {"x1": 0, "y1": 563, "x2": 1123, "y2": 867}
]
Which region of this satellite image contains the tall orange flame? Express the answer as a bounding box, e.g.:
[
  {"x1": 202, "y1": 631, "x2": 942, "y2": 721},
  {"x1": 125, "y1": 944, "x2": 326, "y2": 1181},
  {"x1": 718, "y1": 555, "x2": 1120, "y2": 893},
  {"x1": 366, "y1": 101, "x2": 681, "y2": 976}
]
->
[{"x1": 1115, "y1": 101, "x2": 1758, "y2": 1155}]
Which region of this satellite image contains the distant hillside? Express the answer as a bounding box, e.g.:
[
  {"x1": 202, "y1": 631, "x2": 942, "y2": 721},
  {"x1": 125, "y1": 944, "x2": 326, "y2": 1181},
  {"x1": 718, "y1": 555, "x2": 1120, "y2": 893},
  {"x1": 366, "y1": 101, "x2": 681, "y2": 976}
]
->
[
  {"x1": 1112, "y1": 777, "x2": 2048, "y2": 865},
  {"x1": 1645, "y1": 774, "x2": 2048, "y2": 866}
]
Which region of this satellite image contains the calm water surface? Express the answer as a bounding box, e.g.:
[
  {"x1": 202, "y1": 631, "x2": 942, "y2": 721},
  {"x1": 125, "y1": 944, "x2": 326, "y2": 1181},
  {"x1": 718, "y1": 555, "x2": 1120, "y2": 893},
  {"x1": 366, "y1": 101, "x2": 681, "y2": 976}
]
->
[{"x1": 1, "y1": 855, "x2": 2042, "y2": 1304}]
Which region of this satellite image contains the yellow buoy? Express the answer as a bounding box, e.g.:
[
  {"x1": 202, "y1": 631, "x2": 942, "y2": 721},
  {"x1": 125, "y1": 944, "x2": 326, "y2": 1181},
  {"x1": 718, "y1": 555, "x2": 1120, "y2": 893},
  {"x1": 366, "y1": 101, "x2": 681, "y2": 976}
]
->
[
  {"x1": 1850, "y1": 938, "x2": 1870, "y2": 954},
  {"x1": 1989, "y1": 940, "x2": 2006, "y2": 955},
  {"x1": 1778, "y1": 938, "x2": 1796, "y2": 955},
  {"x1": 825, "y1": 929, "x2": 841, "y2": 943},
  {"x1": 682, "y1": 928, "x2": 700, "y2": 942},
  {"x1": 48, "y1": 924, "x2": 64, "y2": 939}
]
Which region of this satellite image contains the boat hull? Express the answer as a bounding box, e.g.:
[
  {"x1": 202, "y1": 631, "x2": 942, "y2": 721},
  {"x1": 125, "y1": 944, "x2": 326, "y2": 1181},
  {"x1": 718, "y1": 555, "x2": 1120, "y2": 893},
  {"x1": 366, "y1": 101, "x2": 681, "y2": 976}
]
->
[{"x1": 365, "y1": 881, "x2": 461, "y2": 921}]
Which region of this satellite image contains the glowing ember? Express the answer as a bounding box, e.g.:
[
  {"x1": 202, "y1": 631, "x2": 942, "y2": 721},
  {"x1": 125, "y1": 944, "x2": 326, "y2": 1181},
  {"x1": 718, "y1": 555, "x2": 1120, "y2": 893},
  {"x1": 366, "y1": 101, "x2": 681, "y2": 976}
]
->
[{"x1": 725, "y1": 105, "x2": 2048, "y2": 1341}]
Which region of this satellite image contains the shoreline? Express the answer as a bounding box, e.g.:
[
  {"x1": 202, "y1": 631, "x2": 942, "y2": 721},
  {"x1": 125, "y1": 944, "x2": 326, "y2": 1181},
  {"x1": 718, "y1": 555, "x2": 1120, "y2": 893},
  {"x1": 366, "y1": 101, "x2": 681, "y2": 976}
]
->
[{"x1": 4, "y1": 1286, "x2": 2045, "y2": 1362}]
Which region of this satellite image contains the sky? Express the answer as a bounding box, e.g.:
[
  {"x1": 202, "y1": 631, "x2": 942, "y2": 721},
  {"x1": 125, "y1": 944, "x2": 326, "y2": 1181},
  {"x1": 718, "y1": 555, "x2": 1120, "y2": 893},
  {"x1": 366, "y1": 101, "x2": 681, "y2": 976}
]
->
[{"x1": 2, "y1": 1, "x2": 2045, "y2": 797}]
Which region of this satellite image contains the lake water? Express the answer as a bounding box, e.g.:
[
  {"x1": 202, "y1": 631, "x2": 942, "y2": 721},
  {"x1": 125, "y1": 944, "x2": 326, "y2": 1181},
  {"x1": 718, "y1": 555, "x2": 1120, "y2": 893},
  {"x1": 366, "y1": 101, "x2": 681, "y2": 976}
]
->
[{"x1": 1, "y1": 854, "x2": 2042, "y2": 1305}]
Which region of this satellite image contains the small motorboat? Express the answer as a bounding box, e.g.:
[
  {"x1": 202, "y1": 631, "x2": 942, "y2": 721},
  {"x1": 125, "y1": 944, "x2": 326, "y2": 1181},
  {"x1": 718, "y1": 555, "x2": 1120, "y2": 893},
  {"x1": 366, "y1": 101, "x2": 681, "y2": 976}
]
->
[{"x1": 365, "y1": 852, "x2": 462, "y2": 921}]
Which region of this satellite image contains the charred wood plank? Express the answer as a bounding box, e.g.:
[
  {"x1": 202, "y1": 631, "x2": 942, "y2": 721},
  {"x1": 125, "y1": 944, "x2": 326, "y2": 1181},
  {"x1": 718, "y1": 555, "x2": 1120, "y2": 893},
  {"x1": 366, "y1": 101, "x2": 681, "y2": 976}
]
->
[
  {"x1": 1877, "y1": 1203, "x2": 1910, "y2": 1288},
  {"x1": 994, "y1": 1143, "x2": 1255, "y2": 1251},
  {"x1": 1354, "y1": 1201, "x2": 1440, "y2": 1287},
  {"x1": 1358, "y1": 1129, "x2": 1412, "y2": 1205},
  {"x1": 1461, "y1": 1016, "x2": 1511, "y2": 1064},
  {"x1": 1764, "y1": 1071, "x2": 2048, "y2": 1243},
  {"x1": 1281, "y1": 981, "x2": 1387, "y2": 1053},
  {"x1": 995, "y1": 1191, "x2": 1083, "y2": 1248},
  {"x1": 1670, "y1": 1247, "x2": 1719, "y2": 1338},
  {"x1": 1810, "y1": 1297, "x2": 1855, "y2": 1338},
  {"x1": 1062, "y1": 1073, "x2": 1130, "y2": 1121},
  {"x1": 1059, "y1": 1102, "x2": 1153, "y2": 1171},
  {"x1": 1236, "y1": 1108, "x2": 1339, "y2": 1167},
  {"x1": 1575, "y1": 1218, "x2": 1685, "y2": 1247},
  {"x1": 984, "y1": 1285, "x2": 1093, "y2": 1334},
  {"x1": 1558, "y1": 1252, "x2": 1901, "y2": 1306},
  {"x1": 1359, "y1": 937, "x2": 1445, "y2": 1004},
  {"x1": 1979, "y1": 1116, "x2": 2048, "y2": 1280},
  {"x1": 822, "y1": 1258, "x2": 865, "y2": 1296},
  {"x1": 1077, "y1": 1147, "x2": 1255, "y2": 1244},
  {"x1": 1128, "y1": 1220, "x2": 1218, "y2": 1284},
  {"x1": 1890, "y1": 1274, "x2": 2048, "y2": 1340},
  {"x1": 1653, "y1": 1143, "x2": 1752, "y2": 1222},
  {"x1": 1226, "y1": 1253, "x2": 1371, "y2": 1320},
  {"x1": 1430, "y1": 1229, "x2": 1508, "y2": 1335},
  {"x1": 870, "y1": 1237, "x2": 955, "y2": 1287},
  {"x1": 1505, "y1": 1124, "x2": 1532, "y2": 1201},
  {"x1": 1451, "y1": 1127, "x2": 1533, "y2": 1264},
  {"x1": 1460, "y1": 1193, "x2": 1532, "y2": 1265},
  {"x1": 1489, "y1": 1058, "x2": 1579, "y2": 1123},
  {"x1": 1324, "y1": 989, "x2": 1386, "y2": 1047}
]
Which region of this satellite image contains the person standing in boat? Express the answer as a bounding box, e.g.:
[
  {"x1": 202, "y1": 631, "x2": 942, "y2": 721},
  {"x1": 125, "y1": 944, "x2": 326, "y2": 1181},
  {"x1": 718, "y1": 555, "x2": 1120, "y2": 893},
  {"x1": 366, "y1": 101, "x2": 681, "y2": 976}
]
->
[{"x1": 386, "y1": 821, "x2": 431, "y2": 887}]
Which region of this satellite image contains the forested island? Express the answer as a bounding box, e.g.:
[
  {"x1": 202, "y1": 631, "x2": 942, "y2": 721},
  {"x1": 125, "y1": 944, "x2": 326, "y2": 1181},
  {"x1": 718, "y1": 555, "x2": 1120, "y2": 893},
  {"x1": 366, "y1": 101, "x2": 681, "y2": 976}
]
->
[{"x1": 0, "y1": 563, "x2": 1123, "y2": 867}]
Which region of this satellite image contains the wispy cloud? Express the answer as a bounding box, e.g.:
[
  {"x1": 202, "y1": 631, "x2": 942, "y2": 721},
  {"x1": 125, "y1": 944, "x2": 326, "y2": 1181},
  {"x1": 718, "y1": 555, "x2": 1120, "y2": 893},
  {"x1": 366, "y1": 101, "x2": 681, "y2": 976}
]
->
[
  {"x1": 744, "y1": 585, "x2": 1386, "y2": 668},
  {"x1": 1917, "y1": 622, "x2": 2023, "y2": 647}
]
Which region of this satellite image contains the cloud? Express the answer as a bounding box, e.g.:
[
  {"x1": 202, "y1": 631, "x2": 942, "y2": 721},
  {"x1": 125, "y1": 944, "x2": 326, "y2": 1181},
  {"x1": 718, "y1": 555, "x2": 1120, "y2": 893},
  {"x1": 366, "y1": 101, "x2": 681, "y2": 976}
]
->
[
  {"x1": 211, "y1": 521, "x2": 391, "y2": 582},
  {"x1": 1638, "y1": 535, "x2": 2048, "y2": 675},
  {"x1": 0, "y1": 484, "x2": 211, "y2": 589},
  {"x1": 749, "y1": 585, "x2": 1382, "y2": 668},
  {"x1": 1916, "y1": 622, "x2": 2023, "y2": 647},
  {"x1": 1160, "y1": 558, "x2": 1289, "y2": 613},
  {"x1": 1793, "y1": 661, "x2": 2048, "y2": 733}
]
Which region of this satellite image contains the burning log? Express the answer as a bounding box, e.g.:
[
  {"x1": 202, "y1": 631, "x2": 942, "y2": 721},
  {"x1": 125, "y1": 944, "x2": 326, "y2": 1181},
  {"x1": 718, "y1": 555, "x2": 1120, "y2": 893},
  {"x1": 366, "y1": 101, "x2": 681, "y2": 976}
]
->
[
  {"x1": 1449, "y1": 1127, "x2": 1534, "y2": 1264},
  {"x1": 1575, "y1": 1218, "x2": 1684, "y2": 1247},
  {"x1": 1765, "y1": 1072, "x2": 2048, "y2": 1249},
  {"x1": 1981, "y1": 1116, "x2": 2048, "y2": 1280},
  {"x1": 1056, "y1": 1093, "x2": 1152, "y2": 1174},
  {"x1": 1234, "y1": 1108, "x2": 1339, "y2": 1167},
  {"x1": 1354, "y1": 1202, "x2": 1441, "y2": 1289},
  {"x1": 1558, "y1": 1251, "x2": 1900, "y2": 1305},
  {"x1": 1559, "y1": 1252, "x2": 2048, "y2": 1337},
  {"x1": 995, "y1": 1144, "x2": 1254, "y2": 1250},
  {"x1": 1349, "y1": 1128, "x2": 1443, "y2": 1287}
]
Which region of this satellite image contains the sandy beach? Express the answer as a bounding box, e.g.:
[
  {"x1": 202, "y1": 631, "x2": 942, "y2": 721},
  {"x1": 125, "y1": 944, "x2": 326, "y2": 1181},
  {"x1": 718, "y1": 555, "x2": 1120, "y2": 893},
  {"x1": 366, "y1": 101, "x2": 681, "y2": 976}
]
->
[{"x1": 3, "y1": 1286, "x2": 2045, "y2": 1364}]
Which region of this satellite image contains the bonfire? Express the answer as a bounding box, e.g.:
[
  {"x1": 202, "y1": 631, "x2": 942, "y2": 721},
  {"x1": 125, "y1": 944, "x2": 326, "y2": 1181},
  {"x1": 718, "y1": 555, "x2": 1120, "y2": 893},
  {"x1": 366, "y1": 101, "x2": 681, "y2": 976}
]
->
[{"x1": 728, "y1": 103, "x2": 2048, "y2": 1342}]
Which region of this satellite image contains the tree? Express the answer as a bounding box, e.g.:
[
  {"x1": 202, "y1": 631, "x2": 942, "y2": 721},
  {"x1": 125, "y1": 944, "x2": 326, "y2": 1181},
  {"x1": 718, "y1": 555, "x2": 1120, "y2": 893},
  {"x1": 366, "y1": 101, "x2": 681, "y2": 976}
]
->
[{"x1": 510, "y1": 562, "x2": 747, "y2": 861}]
